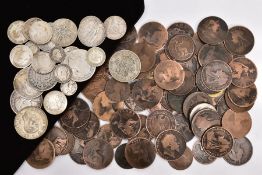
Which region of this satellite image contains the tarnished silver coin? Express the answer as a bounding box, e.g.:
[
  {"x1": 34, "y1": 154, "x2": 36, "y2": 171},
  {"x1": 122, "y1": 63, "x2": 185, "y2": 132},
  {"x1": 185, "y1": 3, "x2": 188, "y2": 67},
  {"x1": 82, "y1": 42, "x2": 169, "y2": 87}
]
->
[
  {"x1": 38, "y1": 41, "x2": 56, "y2": 52},
  {"x1": 43, "y1": 90, "x2": 67, "y2": 115},
  {"x1": 7, "y1": 20, "x2": 28, "y2": 44},
  {"x1": 49, "y1": 46, "x2": 66, "y2": 63},
  {"x1": 32, "y1": 51, "x2": 56, "y2": 74},
  {"x1": 51, "y1": 18, "x2": 78, "y2": 47},
  {"x1": 86, "y1": 47, "x2": 106, "y2": 67},
  {"x1": 23, "y1": 17, "x2": 42, "y2": 40},
  {"x1": 104, "y1": 16, "x2": 127, "y2": 40},
  {"x1": 25, "y1": 41, "x2": 39, "y2": 54},
  {"x1": 60, "y1": 80, "x2": 78, "y2": 96},
  {"x1": 78, "y1": 16, "x2": 106, "y2": 47},
  {"x1": 10, "y1": 90, "x2": 43, "y2": 114},
  {"x1": 14, "y1": 106, "x2": 48, "y2": 140},
  {"x1": 9, "y1": 45, "x2": 33, "y2": 68},
  {"x1": 53, "y1": 64, "x2": 72, "y2": 83},
  {"x1": 109, "y1": 50, "x2": 141, "y2": 82},
  {"x1": 29, "y1": 20, "x2": 53, "y2": 44}
]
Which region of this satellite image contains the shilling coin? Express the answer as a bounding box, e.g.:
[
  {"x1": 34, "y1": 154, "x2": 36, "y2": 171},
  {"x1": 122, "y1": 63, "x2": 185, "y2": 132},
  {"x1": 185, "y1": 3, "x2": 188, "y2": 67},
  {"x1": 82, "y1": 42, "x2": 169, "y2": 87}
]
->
[
  {"x1": 115, "y1": 143, "x2": 133, "y2": 169},
  {"x1": 104, "y1": 16, "x2": 127, "y2": 40},
  {"x1": 69, "y1": 138, "x2": 86, "y2": 164},
  {"x1": 60, "y1": 80, "x2": 78, "y2": 96},
  {"x1": 14, "y1": 106, "x2": 48, "y2": 139},
  {"x1": 49, "y1": 46, "x2": 66, "y2": 63},
  {"x1": 192, "y1": 140, "x2": 216, "y2": 164},
  {"x1": 43, "y1": 90, "x2": 67, "y2": 115},
  {"x1": 38, "y1": 41, "x2": 56, "y2": 53},
  {"x1": 168, "y1": 147, "x2": 193, "y2": 170},
  {"x1": 31, "y1": 51, "x2": 56, "y2": 74},
  {"x1": 9, "y1": 45, "x2": 33, "y2": 68},
  {"x1": 23, "y1": 17, "x2": 42, "y2": 40},
  {"x1": 7, "y1": 20, "x2": 28, "y2": 44},
  {"x1": 105, "y1": 78, "x2": 130, "y2": 102},
  {"x1": 29, "y1": 20, "x2": 53, "y2": 44},
  {"x1": 97, "y1": 124, "x2": 122, "y2": 148},
  {"x1": 86, "y1": 47, "x2": 106, "y2": 67},
  {"x1": 25, "y1": 41, "x2": 39, "y2": 54},
  {"x1": 167, "y1": 22, "x2": 194, "y2": 38},
  {"x1": 53, "y1": 64, "x2": 72, "y2": 83}
]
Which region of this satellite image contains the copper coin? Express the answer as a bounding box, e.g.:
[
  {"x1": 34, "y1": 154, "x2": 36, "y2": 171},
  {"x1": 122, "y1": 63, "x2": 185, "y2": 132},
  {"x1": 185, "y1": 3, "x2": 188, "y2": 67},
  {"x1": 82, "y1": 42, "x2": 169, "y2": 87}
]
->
[
  {"x1": 192, "y1": 140, "x2": 216, "y2": 164},
  {"x1": 115, "y1": 143, "x2": 133, "y2": 169},
  {"x1": 160, "y1": 91, "x2": 175, "y2": 112},
  {"x1": 201, "y1": 126, "x2": 233, "y2": 157},
  {"x1": 193, "y1": 33, "x2": 204, "y2": 55},
  {"x1": 179, "y1": 55, "x2": 200, "y2": 74},
  {"x1": 69, "y1": 138, "x2": 85, "y2": 164},
  {"x1": 124, "y1": 81, "x2": 144, "y2": 111},
  {"x1": 131, "y1": 115, "x2": 153, "y2": 140},
  {"x1": 155, "y1": 49, "x2": 170, "y2": 63},
  {"x1": 146, "y1": 110, "x2": 173, "y2": 138},
  {"x1": 60, "y1": 131, "x2": 75, "y2": 155},
  {"x1": 168, "y1": 147, "x2": 193, "y2": 170},
  {"x1": 216, "y1": 96, "x2": 229, "y2": 116},
  {"x1": 222, "y1": 109, "x2": 252, "y2": 138},
  {"x1": 223, "y1": 137, "x2": 253, "y2": 166},
  {"x1": 156, "y1": 129, "x2": 186, "y2": 160},
  {"x1": 105, "y1": 78, "x2": 131, "y2": 102},
  {"x1": 125, "y1": 137, "x2": 156, "y2": 169},
  {"x1": 131, "y1": 78, "x2": 163, "y2": 110},
  {"x1": 97, "y1": 124, "x2": 122, "y2": 148},
  {"x1": 110, "y1": 109, "x2": 141, "y2": 139},
  {"x1": 165, "y1": 35, "x2": 195, "y2": 62},
  {"x1": 195, "y1": 67, "x2": 218, "y2": 94},
  {"x1": 197, "y1": 16, "x2": 228, "y2": 44},
  {"x1": 154, "y1": 60, "x2": 185, "y2": 90},
  {"x1": 167, "y1": 22, "x2": 194, "y2": 38},
  {"x1": 26, "y1": 138, "x2": 55, "y2": 169},
  {"x1": 83, "y1": 138, "x2": 114, "y2": 169},
  {"x1": 138, "y1": 22, "x2": 168, "y2": 50},
  {"x1": 229, "y1": 57, "x2": 257, "y2": 88},
  {"x1": 225, "y1": 26, "x2": 254, "y2": 55}
]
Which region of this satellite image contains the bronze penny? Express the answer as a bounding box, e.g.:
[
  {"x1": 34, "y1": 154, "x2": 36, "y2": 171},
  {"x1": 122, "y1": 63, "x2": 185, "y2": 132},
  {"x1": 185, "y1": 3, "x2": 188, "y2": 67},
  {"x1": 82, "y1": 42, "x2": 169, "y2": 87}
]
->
[
  {"x1": 201, "y1": 126, "x2": 233, "y2": 157},
  {"x1": 225, "y1": 91, "x2": 254, "y2": 112},
  {"x1": 155, "y1": 49, "x2": 170, "y2": 63},
  {"x1": 222, "y1": 109, "x2": 252, "y2": 138},
  {"x1": 179, "y1": 55, "x2": 200, "y2": 74},
  {"x1": 165, "y1": 35, "x2": 195, "y2": 62},
  {"x1": 133, "y1": 115, "x2": 153, "y2": 140},
  {"x1": 193, "y1": 33, "x2": 204, "y2": 55},
  {"x1": 168, "y1": 147, "x2": 193, "y2": 170},
  {"x1": 223, "y1": 137, "x2": 253, "y2": 166},
  {"x1": 197, "y1": 16, "x2": 228, "y2": 44},
  {"x1": 60, "y1": 131, "x2": 75, "y2": 155},
  {"x1": 26, "y1": 139, "x2": 55, "y2": 169},
  {"x1": 115, "y1": 143, "x2": 133, "y2": 169},
  {"x1": 131, "y1": 78, "x2": 163, "y2": 110},
  {"x1": 146, "y1": 110, "x2": 173, "y2": 138},
  {"x1": 167, "y1": 22, "x2": 194, "y2": 38},
  {"x1": 195, "y1": 67, "x2": 218, "y2": 94},
  {"x1": 110, "y1": 109, "x2": 141, "y2": 139},
  {"x1": 229, "y1": 57, "x2": 257, "y2": 88},
  {"x1": 154, "y1": 60, "x2": 185, "y2": 90},
  {"x1": 69, "y1": 138, "x2": 85, "y2": 164},
  {"x1": 125, "y1": 137, "x2": 156, "y2": 169},
  {"x1": 225, "y1": 26, "x2": 254, "y2": 55},
  {"x1": 138, "y1": 21, "x2": 168, "y2": 50},
  {"x1": 97, "y1": 124, "x2": 122, "y2": 148},
  {"x1": 83, "y1": 138, "x2": 114, "y2": 169},
  {"x1": 192, "y1": 140, "x2": 216, "y2": 164},
  {"x1": 156, "y1": 129, "x2": 186, "y2": 160},
  {"x1": 216, "y1": 96, "x2": 229, "y2": 116},
  {"x1": 105, "y1": 78, "x2": 131, "y2": 102}
]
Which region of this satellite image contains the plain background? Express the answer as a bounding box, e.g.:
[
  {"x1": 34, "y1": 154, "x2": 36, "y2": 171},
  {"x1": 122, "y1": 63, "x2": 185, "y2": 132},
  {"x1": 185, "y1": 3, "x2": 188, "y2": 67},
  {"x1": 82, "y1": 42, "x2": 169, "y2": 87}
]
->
[{"x1": 16, "y1": 0, "x2": 262, "y2": 174}]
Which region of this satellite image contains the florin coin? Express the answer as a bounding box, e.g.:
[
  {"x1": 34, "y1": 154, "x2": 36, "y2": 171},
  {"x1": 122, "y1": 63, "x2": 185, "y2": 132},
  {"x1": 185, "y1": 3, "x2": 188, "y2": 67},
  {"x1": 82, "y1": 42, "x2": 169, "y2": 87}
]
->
[
  {"x1": 43, "y1": 90, "x2": 67, "y2": 115},
  {"x1": 86, "y1": 47, "x2": 106, "y2": 67},
  {"x1": 31, "y1": 51, "x2": 56, "y2": 74},
  {"x1": 115, "y1": 143, "x2": 133, "y2": 169},
  {"x1": 97, "y1": 124, "x2": 122, "y2": 148},
  {"x1": 104, "y1": 16, "x2": 127, "y2": 40},
  {"x1": 7, "y1": 20, "x2": 28, "y2": 44},
  {"x1": 53, "y1": 64, "x2": 72, "y2": 83},
  {"x1": 60, "y1": 80, "x2": 78, "y2": 96},
  {"x1": 49, "y1": 46, "x2": 66, "y2": 63},
  {"x1": 29, "y1": 20, "x2": 53, "y2": 44},
  {"x1": 9, "y1": 45, "x2": 33, "y2": 68}
]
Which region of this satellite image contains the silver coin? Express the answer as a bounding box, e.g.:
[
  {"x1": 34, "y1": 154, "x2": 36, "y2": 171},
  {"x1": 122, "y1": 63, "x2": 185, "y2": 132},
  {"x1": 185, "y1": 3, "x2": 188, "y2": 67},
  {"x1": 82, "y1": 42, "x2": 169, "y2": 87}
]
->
[
  {"x1": 28, "y1": 66, "x2": 57, "y2": 91},
  {"x1": 62, "y1": 49, "x2": 96, "y2": 82},
  {"x1": 9, "y1": 45, "x2": 33, "y2": 68},
  {"x1": 13, "y1": 67, "x2": 42, "y2": 99},
  {"x1": 86, "y1": 47, "x2": 106, "y2": 67},
  {"x1": 49, "y1": 46, "x2": 66, "y2": 63},
  {"x1": 7, "y1": 20, "x2": 28, "y2": 44},
  {"x1": 32, "y1": 51, "x2": 56, "y2": 74},
  {"x1": 60, "y1": 80, "x2": 78, "y2": 96},
  {"x1": 104, "y1": 16, "x2": 127, "y2": 40},
  {"x1": 53, "y1": 64, "x2": 72, "y2": 83},
  {"x1": 23, "y1": 17, "x2": 42, "y2": 40},
  {"x1": 43, "y1": 90, "x2": 67, "y2": 115},
  {"x1": 14, "y1": 106, "x2": 48, "y2": 140},
  {"x1": 25, "y1": 41, "x2": 39, "y2": 54},
  {"x1": 51, "y1": 18, "x2": 78, "y2": 47},
  {"x1": 189, "y1": 103, "x2": 216, "y2": 121},
  {"x1": 10, "y1": 90, "x2": 43, "y2": 114},
  {"x1": 38, "y1": 41, "x2": 56, "y2": 52},
  {"x1": 64, "y1": 46, "x2": 78, "y2": 53},
  {"x1": 29, "y1": 20, "x2": 53, "y2": 44},
  {"x1": 109, "y1": 50, "x2": 141, "y2": 82},
  {"x1": 78, "y1": 16, "x2": 106, "y2": 47}
]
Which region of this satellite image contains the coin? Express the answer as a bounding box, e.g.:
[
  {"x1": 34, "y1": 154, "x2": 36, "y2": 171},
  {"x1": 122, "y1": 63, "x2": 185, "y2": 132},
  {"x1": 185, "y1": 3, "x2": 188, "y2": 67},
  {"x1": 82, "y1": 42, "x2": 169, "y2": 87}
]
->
[
  {"x1": 167, "y1": 22, "x2": 194, "y2": 38},
  {"x1": 60, "y1": 80, "x2": 78, "y2": 96},
  {"x1": 10, "y1": 45, "x2": 33, "y2": 68},
  {"x1": 109, "y1": 50, "x2": 141, "y2": 82},
  {"x1": 104, "y1": 16, "x2": 127, "y2": 40},
  {"x1": 38, "y1": 41, "x2": 56, "y2": 52},
  {"x1": 124, "y1": 96, "x2": 144, "y2": 112},
  {"x1": 195, "y1": 67, "x2": 217, "y2": 94},
  {"x1": 192, "y1": 33, "x2": 204, "y2": 55},
  {"x1": 7, "y1": 20, "x2": 28, "y2": 44},
  {"x1": 197, "y1": 16, "x2": 228, "y2": 44},
  {"x1": 43, "y1": 90, "x2": 67, "y2": 115},
  {"x1": 78, "y1": 16, "x2": 106, "y2": 47},
  {"x1": 86, "y1": 47, "x2": 106, "y2": 67},
  {"x1": 172, "y1": 114, "x2": 194, "y2": 142},
  {"x1": 225, "y1": 26, "x2": 254, "y2": 55},
  {"x1": 168, "y1": 147, "x2": 193, "y2": 170},
  {"x1": 201, "y1": 126, "x2": 233, "y2": 157},
  {"x1": 26, "y1": 139, "x2": 55, "y2": 169},
  {"x1": 83, "y1": 138, "x2": 114, "y2": 169},
  {"x1": 23, "y1": 17, "x2": 42, "y2": 40},
  {"x1": 32, "y1": 51, "x2": 56, "y2": 74},
  {"x1": 225, "y1": 91, "x2": 254, "y2": 112},
  {"x1": 25, "y1": 41, "x2": 39, "y2": 54},
  {"x1": 64, "y1": 46, "x2": 78, "y2": 53},
  {"x1": 97, "y1": 124, "x2": 122, "y2": 148},
  {"x1": 115, "y1": 143, "x2": 133, "y2": 169},
  {"x1": 49, "y1": 46, "x2": 66, "y2": 63},
  {"x1": 192, "y1": 140, "x2": 216, "y2": 164},
  {"x1": 105, "y1": 78, "x2": 131, "y2": 102},
  {"x1": 53, "y1": 64, "x2": 72, "y2": 83},
  {"x1": 125, "y1": 137, "x2": 156, "y2": 169},
  {"x1": 69, "y1": 138, "x2": 85, "y2": 164},
  {"x1": 130, "y1": 115, "x2": 153, "y2": 140},
  {"x1": 165, "y1": 91, "x2": 184, "y2": 113},
  {"x1": 14, "y1": 106, "x2": 48, "y2": 139},
  {"x1": 216, "y1": 96, "x2": 229, "y2": 116},
  {"x1": 60, "y1": 131, "x2": 75, "y2": 155},
  {"x1": 51, "y1": 18, "x2": 78, "y2": 47},
  {"x1": 120, "y1": 26, "x2": 137, "y2": 44},
  {"x1": 29, "y1": 20, "x2": 53, "y2": 44},
  {"x1": 189, "y1": 103, "x2": 216, "y2": 121}
]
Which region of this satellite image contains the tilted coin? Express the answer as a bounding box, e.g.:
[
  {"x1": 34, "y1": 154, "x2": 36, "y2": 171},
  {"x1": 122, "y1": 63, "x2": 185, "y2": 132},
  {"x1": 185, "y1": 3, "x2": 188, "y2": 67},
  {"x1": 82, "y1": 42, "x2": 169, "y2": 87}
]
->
[
  {"x1": 53, "y1": 64, "x2": 72, "y2": 83},
  {"x1": 105, "y1": 78, "x2": 130, "y2": 102},
  {"x1": 23, "y1": 17, "x2": 42, "y2": 40},
  {"x1": 38, "y1": 41, "x2": 56, "y2": 52},
  {"x1": 97, "y1": 124, "x2": 122, "y2": 148},
  {"x1": 86, "y1": 47, "x2": 106, "y2": 67},
  {"x1": 115, "y1": 143, "x2": 133, "y2": 169},
  {"x1": 192, "y1": 140, "x2": 216, "y2": 164},
  {"x1": 60, "y1": 131, "x2": 75, "y2": 155},
  {"x1": 32, "y1": 51, "x2": 56, "y2": 74},
  {"x1": 167, "y1": 22, "x2": 194, "y2": 38},
  {"x1": 69, "y1": 138, "x2": 86, "y2": 164},
  {"x1": 49, "y1": 46, "x2": 66, "y2": 63},
  {"x1": 9, "y1": 45, "x2": 33, "y2": 68},
  {"x1": 29, "y1": 20, "x2": 53, "y2": 44},
  {"x1": 104, "y1": 16, "x2": 127, "y2": 40},
  {"x1": 60, "y1": 80, "x2": 78, "y2": 96},
  {"x1": 25, "y1": 41, "x2": 39, "y2": 54},
  {"x1": 43, "y1": 90, "x2": 67, "y2": 115},
  {"x1": 216, "y1": 96, "x2": 229, "y2": 116},
  {"x1": 168, "y1": 147, "x2": 193, "y2": 170},
  {"x1": 14, "y1": 106, "x2": 48, "y2": 139},
  {"x1": 7, "y1": 20, "x2": 28, "y2": 44}
]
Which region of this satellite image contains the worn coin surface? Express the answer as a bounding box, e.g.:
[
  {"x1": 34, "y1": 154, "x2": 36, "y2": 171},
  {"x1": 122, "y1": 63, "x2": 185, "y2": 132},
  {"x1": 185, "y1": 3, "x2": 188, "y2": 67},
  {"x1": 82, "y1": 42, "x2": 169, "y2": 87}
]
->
[
  {"x1": 167, "y1": 22, "x2": 194, "y2": 38},
  {"x1": 115, "y1": 143, "x2": 133, "y2": 169},
  {"x1": 180, "y1": 55, "x2": 199, "y2": 75},
  {"x1": 7, "y1": 20, "x2": 28, "y2": 44},
  {"x1": 29, "y1": 20, "x2": 53, "y2": 44},
  {"x1": 104, "y1": 16, "x2": 127, "y2": 40},
  {"x1": 32, "y1": 51, "x2": 56, "y2": 74},
  {"x1": 60, "y1": 80, "x2": 78, "y2": 96},
  {"x1": 189, "y1": 103, "x2": 216, "y2": 121},
  {"x1": 97, "y1": 124, "x2": 122, "y2": 148},
  {"x1": 192, "y1": 140, "x2": 216, "y2": 164},
  {"x1": 105, "y1": 78, "x2": 130, "y2": 102},
  {"x1": 86, "y1": 47, "x2": 106, "y2": 67},
  {"x1": 168, "y1": 147, "x2": 193, "y2": 170},
  {"x1": 43, "y1": 90, "x2": 67, "y2": 115},
  {"x1": 10, "y1": 45, "x2": 33, "y2": 68},
  {"x1": 53, "y1": 64, "x2": 72, "y2": 83},
  {"x1": 25, "y1": 41, "x2": 39, "y2": 54},
  {"x1": 69, "y1": 138, "x2": 86, "y2": 164},
  {"x1": 23, "y1": 17, "x2": 42, "y2": 40},
  {"x1": 49, "y1": 46, "x2": 66, "y2": 63}
]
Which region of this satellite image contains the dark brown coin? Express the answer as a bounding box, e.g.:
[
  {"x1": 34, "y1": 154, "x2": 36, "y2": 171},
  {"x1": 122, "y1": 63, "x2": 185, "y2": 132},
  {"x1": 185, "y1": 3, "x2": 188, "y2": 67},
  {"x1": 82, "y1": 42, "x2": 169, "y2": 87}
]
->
[
  {"x1": 192, "y1": 140, "x2": 216, "y2": 164},
  {"x1": 154, "y1": 60, "x2": 185, "y2": 90},
  {"x1": 130, "y1": 115, "x2": 152, "y2": 140},
  {"x1": 60, "y1": 131, "x2": 75, "y2": 155},
  {"x1": 195, "y1": 67, "x2": 218, "y2": 94},
  {"x1": 201, "y1": 126, "x2": 233, "y2": 157},
  {"x1": 146, "y1": 110, "x2": 173, "y2": 137},
  {"x1": 167, "y1": 22, "x2": 194, "y2": 38},
  {"x1": 197, "y1": 16, "x2": 228, "y2": 44},
  {"x1": 156, "y1": 129, "x2": 186, "y2": 160},
  {"x1": 229, "y1": 57, "x2": 257, "y2": 88},
  {"x1": 198, "y1": 44, "x2": 233, "y2": 66},
  {"x1": 168, "y1": 147, "x2": 193, "y2": 170},
  {"x1": 110, "y1": 109, "x2": 141, "y2": 139},
  {"x1": 179, "y1": 55, "x2": 200, "y2": 74},
  {"x1": 83, "y1": 138, "x2": 114, "y2": 169},
  {"x1": 131, "y1": 78, "x2": 163, "y2": 109},
  {"x1": 225, "y1": 26, "x2": 254, "y2": 55},
  {"x1": 97, "y1": 124, "x2": 122, "y2": 148},
  {"x1": 165, "y1": 35, "x2": 195, "y2": 62},
  {"x1": 125, "y1": 137, "x2": 156, "y2": 169},
  {"x1": 225, "y1": 91, "x2": 254, "y2": 112},
  {"x1": 223, "y1": 137, "x2": 253, "y2": 166},
  {"x1": 138, "y1": 21, "x2": 168, "y2": 50},
  {"x1": 115, "y1": 143, "x2": 133, "y2": 169},
  {"x1": 193, "y1": 33, "x2": 204, "y2": 55},
  {"x1": 69, "y1": 138, "x2": 85, "y2": 164},
  {"x1": 222, "y1": 109, "x2": 252, "y2": 138},
  {"x1": 105, "y1": 78, "x2": 131, "y2": 102},
  {"x1": 26, "y1": 139, "x2": 55, "y2": 169}
]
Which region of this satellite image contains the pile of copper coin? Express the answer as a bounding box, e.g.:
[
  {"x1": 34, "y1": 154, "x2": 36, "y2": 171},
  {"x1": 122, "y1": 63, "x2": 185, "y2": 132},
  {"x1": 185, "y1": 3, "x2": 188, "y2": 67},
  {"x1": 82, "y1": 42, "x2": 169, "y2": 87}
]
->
[{"x1": 27, "y1": 16, "x2": 257, "y2": 170}]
